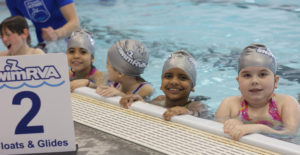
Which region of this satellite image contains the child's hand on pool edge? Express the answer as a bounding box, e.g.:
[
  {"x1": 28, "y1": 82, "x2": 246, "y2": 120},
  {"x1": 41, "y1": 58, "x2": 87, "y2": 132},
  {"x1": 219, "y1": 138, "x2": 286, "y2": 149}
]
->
[
  {"x1": 119, "y1": 94, "x2": 144, "y2": 109},
  {"x1": 163, "y1": 106, "x2": 189, "y2": 121},
  {"x1": 224, "y1": 119, "x2": 266, "y2": 140}
]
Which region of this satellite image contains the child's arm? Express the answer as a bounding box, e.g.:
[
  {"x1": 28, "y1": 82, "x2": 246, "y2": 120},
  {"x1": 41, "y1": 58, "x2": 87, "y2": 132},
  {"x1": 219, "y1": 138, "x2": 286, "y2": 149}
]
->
[
  {"x1": 162, "y1": 101, "x2": 205, "y2": 121},
  {"x1": 186, "y1": 101, "x2": 207, "y2": 117},
  {"x1": 215, "y1": 97, "x2": 237, "y2": 123},
  {"x1": 70, "y1": 79, "x2": 90, "y2": 92},
  {"x1": 223, "y1": 120, "x2": 281, "y2": 140},
  {"x1": 69, "y1": 74, "x2": 101, "y2": 91},
  {"x1": 96, "y1": 85, "x2": 126, "y2": 97},
  {"x1": 119, "y1": 94, "x2": 144, "y2": 109},
  {"x1": 151, "y1": 95, "x2": 166, "y2": 106},
  {"x1": 119, "y1": 94, "x2": 165, "y2": 109},
  {"x1": 163, "y1": 106, "x2": 189, "y2": 121},
  {"x1": 224, "y1": 117, "x2": 300, "y2": 141},
  {"x1": 280, "y1": 95, "x2": 300, "y2": 134},
  {"x1": 136, "y1": 84, "x2": 154, "y2": 99},
  {"x1": 92, "y1": 72, "x2": 107, "y2": 88}
]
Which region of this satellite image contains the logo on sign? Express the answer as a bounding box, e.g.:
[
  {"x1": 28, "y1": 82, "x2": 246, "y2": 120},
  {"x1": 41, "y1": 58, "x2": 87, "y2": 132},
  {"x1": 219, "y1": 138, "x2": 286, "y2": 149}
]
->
[{"x1": 0, "y1": 59, "x2": 64, "y2": 89}]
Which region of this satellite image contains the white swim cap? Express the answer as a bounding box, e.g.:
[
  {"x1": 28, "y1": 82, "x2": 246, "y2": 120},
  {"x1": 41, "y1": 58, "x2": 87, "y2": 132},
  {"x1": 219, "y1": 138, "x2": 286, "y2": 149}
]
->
[
  {"x1": 238, "y1": 43, "x2": 277, "y2": 74},
  {"x1": 107, "y1": 39, "x2": 149, "y2": 76},
  {"x1": 67, "y1": 29, "x2": 95, "y2": 57},
  {"x1": 162, "y1": 50, "x2": 197, "y2": 88}
]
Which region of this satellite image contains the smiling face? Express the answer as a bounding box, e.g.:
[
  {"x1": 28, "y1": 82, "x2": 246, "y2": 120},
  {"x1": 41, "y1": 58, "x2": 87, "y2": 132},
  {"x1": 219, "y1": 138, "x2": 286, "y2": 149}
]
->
[
  {"x1": 67, "y1": 47, "x2": 94, "y2": 73},
  {"x1": 160, "y1": 68, "x2": 194, "y2": 102},
  {"x1": 237, "y1": 66, "x2": 279, "y2": 106},
  {"x1": 1, "y1": 27, "x2": 27, "y2": 55}
]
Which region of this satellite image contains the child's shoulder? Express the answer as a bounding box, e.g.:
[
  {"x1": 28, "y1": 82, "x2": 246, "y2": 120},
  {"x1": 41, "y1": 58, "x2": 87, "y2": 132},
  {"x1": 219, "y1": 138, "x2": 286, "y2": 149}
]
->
[
  {"x1": 91, "y1": 69, "x2": 107, "y2": 85},
  {"x1": 152, "y1": 95, "x2": 165, "y2": 102},
  {"x1": 221, "y1": 96, "x2": 242, "y2": 105},
  {"x1": 275, "y1": 94, "x2": 299, "y2": 106},
  {"x1": 189, "y1": 100, "x2": 206, "y2": 109},
  {"x1": 32, "y1": 48, "x2": 45, "y2": 54},
  {"x1": 274, "y1": 94, "x2": 300, "y2": 118},
  {"x1": 93, "y1": 69, "x2": 106, "y2": 77},
  {"x1": 150, "y1": 95, "x2": 165, "y2": 106},
  {"x1": 0, "y1": 51, "x2": 8, "y2": 56},
  {"x1": 216, "y1": 96, "x2": 242, "y2": 121},
  {"x1": 136, "y1": 82, "x2": 154, "y2": 98}
]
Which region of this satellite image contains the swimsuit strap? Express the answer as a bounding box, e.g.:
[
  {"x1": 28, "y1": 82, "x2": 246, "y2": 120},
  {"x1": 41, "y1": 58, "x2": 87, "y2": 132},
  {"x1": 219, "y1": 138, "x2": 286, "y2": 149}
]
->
[
  {"x1": 132, "y1": 82, "x2": 146, "y2": 94},
  {"x1": 239, "y1": 100, "x2": 251, "y2": 121},
  {"x1": 70, "y1": 71, "x2": 76, "y2": 80},
  {"x1": 113, "y1": 82, "x2": 120, "y2": 88},
  {"x1": 184, "y1": 100, "x2": 192, "y2": 108},
  {"x1": 88, "y1": 67, "x2": 97, "y2": 76},
  {"x1": 269, "y1": 99, "x2": 282, "y2": 121},
  {"x1": 239, "y1": 99, "x2": 282, "y2": 122}
]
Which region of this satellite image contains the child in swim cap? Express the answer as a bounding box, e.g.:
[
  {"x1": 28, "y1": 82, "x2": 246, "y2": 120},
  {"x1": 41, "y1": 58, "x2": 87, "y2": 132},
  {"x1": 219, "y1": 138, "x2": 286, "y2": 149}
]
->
[
  {"x1": 0, "y1": 16, "x2": 45, "y2": 56},
  {"x1": 96, "y1": 39, "x2": 153, "y2": 99},
  {"x1": 216, "y1": 43, "x2": 300, "y2": 140},
  {"x1": 120, "y1": 50, "x2": 207, "y2": 121},
  {"x1": 67, "y1": 29, "x2": 106, "y2": 91}
]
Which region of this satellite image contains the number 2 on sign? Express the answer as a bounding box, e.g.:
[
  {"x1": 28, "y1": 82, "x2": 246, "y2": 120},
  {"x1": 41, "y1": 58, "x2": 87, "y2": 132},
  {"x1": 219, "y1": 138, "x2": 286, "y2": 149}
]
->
[{"x1": 12, "y1": 91, "x2": 44, "y2": 134}]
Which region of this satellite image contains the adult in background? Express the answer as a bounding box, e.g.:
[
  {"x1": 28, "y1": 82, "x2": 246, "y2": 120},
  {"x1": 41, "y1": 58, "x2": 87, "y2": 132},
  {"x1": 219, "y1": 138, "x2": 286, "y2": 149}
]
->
[{"x1": 5, "y1": 0, "x2": 80, "y2": 50}]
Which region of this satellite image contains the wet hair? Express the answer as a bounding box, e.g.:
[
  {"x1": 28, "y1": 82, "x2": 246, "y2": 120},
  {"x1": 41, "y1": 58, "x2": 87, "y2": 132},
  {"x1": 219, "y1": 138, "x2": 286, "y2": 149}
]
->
[{"x1": 0, "y1": 16, "x2": 31, "y2": 46}]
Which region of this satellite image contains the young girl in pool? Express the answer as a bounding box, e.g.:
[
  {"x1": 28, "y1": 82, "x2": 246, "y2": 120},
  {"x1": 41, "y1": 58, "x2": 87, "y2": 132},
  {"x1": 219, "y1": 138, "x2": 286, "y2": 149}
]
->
[
  {"x1": 67, "y1": 29, "x2": 106, "y2": 91},
  {"x1": 120, "y1": 50, "x2": 206, "y2": 121},
  {"x1": 0, "y1": 16, "x2": 44, "y2": 56},
  {"x1": 216, "y1": 43, "x2": 300, "y2": 140},
  {"x1": 96, "y1": 39, "x2": 153, "y2": 99}
]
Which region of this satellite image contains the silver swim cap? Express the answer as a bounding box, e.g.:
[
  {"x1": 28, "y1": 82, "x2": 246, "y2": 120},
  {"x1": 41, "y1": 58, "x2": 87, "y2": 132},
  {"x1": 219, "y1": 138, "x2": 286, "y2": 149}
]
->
[
  {"x1": 107, "y1": 39, "x2": 149, "y2": 76},
  {"x1": 67, "y1": 29, "x2": 95, "y2": 56},
  {"x1": 162, "y1": 50, "x2": 197, "y2": 88},
  {"x1": 238, "y1": 44, "x2": 277, "y2": 74}
]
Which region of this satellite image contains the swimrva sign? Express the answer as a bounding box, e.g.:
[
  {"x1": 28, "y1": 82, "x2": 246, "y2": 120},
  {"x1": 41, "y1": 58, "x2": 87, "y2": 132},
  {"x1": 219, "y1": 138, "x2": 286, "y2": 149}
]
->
[
  {"x1": 0, "y1": 59, "x2": 61, "y2": 82},
  {"x1": 0, "y1": 54, "x2": 76, "y2": 154}
]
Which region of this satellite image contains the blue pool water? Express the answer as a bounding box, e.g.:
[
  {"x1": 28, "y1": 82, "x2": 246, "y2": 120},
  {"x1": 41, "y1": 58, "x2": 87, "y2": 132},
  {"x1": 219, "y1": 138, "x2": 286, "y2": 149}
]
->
[{"x1": 1, "y1": 0, "x2": 300, "y2": 145}]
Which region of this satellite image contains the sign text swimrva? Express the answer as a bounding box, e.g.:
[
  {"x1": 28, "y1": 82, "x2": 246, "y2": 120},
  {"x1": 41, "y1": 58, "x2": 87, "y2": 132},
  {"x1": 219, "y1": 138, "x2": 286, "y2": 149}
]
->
[{"x1": 0, "y1": 59, "x2": 61, "y2": 82}]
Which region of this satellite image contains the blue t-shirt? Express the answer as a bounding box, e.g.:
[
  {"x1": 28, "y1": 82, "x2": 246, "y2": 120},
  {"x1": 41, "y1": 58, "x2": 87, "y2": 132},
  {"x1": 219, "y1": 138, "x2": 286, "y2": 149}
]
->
[{"x1": 6, "y1": 0, "x2": 73, "y2": 43}]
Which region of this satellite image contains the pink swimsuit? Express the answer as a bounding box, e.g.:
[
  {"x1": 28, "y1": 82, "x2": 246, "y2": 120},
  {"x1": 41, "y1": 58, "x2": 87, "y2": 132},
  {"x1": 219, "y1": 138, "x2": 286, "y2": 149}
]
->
[{"x1": 238, "y1": 99, "x2": 282, "y2": 128}]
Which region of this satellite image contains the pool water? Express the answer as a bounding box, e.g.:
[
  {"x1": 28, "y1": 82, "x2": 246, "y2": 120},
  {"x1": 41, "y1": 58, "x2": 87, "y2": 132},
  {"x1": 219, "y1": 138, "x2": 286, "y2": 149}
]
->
[{"x1": 1, "y1": 0, "x2": 300, "y2": 145}]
